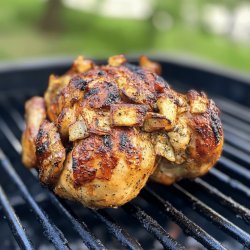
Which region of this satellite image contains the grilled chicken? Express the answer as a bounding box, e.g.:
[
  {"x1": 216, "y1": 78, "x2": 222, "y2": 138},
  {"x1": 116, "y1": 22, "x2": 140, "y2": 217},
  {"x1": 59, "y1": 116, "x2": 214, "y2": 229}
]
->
[{"x1": 21, "y1": 55, "x2": 223, "y2": 208}]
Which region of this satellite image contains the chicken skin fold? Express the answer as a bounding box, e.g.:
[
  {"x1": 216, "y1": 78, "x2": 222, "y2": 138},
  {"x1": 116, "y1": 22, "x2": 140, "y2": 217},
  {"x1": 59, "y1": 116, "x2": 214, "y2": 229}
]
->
[{"x1": 21, "y1": 55, "x2": 223, "y2": 208}]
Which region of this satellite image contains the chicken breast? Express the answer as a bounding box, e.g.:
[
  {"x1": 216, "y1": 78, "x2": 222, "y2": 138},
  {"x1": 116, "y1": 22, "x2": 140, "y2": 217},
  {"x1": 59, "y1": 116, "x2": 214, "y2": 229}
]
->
[
  {"x1": 54, "y1": 128, "x2": 155, "y2": 208},
  {"x1": 21, "y1": 55, "x2": 223, "y2": 208}
]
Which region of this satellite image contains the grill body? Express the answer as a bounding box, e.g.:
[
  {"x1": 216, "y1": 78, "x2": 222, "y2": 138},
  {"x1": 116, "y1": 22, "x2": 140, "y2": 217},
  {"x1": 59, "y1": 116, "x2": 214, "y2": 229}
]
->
[{"x1": 0, "y1": 57, "x2": 249, "y2": 250}]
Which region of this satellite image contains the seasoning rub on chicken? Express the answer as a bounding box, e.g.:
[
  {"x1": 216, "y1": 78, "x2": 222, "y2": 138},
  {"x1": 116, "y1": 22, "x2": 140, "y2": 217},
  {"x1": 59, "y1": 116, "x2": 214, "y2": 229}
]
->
[{"x1": 21, "y1": 55, "x2": 223, "y2": 208}]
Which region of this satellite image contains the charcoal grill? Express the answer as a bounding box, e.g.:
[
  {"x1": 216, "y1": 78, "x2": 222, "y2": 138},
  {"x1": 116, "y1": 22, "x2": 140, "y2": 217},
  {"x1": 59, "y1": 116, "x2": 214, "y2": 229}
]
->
[{"x1": 0, "y1": 56, "x2": 249, "y2": 250}]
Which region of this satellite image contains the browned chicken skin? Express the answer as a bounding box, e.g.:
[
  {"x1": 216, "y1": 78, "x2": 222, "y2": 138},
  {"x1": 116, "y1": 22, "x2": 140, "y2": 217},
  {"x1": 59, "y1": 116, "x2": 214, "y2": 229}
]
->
[
  {"x1": 151, "y1": 91, "x2": 224, "y2": 185},
  {"x1": 21, "y1": 97, "x2": 46, "y2": 168},
  {"x1": 21, "y1": 55, "x2": 223, "y2": 208},
  {"x1": 36, "y1": 120, "x2": 66, "y2": 186}
]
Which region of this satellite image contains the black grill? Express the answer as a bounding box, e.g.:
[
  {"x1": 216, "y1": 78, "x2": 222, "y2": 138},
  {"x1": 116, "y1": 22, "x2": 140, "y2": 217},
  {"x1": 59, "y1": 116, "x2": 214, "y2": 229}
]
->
[{"x1": 0, "y1": 57, "x2": 249, "y2": 250}]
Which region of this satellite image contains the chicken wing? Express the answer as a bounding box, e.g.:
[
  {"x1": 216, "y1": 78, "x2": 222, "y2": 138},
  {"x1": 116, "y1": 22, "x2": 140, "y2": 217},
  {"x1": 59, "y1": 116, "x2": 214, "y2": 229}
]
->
[
  {"x1": 36, "y1": 120, "x2": 66, "y2": 186},
  {"x1": 21, "y1": 97, "x2": 46, "y2": 168}
]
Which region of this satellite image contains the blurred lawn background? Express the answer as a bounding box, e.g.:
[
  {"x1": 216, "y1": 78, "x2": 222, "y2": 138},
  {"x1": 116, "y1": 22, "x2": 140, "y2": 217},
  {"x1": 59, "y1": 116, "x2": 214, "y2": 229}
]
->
[{"x1": 0, "y1": 0, "x2": 250, "y2": 73}]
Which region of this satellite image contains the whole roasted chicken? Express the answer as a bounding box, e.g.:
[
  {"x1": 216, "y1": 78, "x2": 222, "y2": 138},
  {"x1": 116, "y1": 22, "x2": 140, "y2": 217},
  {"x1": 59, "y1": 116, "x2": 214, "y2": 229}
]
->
[{"x1": 21, "y1": 55, "x2": 223, "y2": 208}]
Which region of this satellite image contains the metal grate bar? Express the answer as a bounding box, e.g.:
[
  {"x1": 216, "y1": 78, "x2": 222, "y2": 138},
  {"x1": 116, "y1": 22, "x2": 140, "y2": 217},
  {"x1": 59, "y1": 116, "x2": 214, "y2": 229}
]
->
[
  {"x1": 0, "y1": 99, "x2": 25, "y2": 131},
  {"x1": 218, "y1": 156, "x2": 250, "y2": 182},
  {"x1": 91, "y1": 209, "x2": 143, "y2": 250},
  {"x1": 0, "y1": 185, "x2": 34, "y2": 250},
  {"x1": 0, "y1": 150, "x2": 69, "y2": 250},
  {"x1": 123, "y1": 203, "x2": 186, "y2": 250},
  {"x1": 223, "y1": 144, "x2": 250, "y2": 166},
  {"x1": 193, "y1": 178, "x2": 250, "y2": 225},
  {"x1": 173, "y1": 184, "x2": 250, "y2": 248},
  {"x1": 47, "y1": 192, "x2": 106, "y2": 250},
  {"x1": 216, "y1": 98, "x2": 250, "y2": 123},
  {"x1": 0, "y1": 118, "x2": 22, "y2": 154},
  {"x1": 209, "y1": 168, "x2": 250, "y2": 198},
  {"x1": 222, "y1": 113, "x2": 250, "y2": 134},
  {"x1": 141, "y1": 188, "x2": 226, "y2": 250},
  {"x1": 224, "y1": 124, "x2": 250, "y2": 143},
  {"x1": 224, "y1": 133, "x2": 250, "y2": 154}
]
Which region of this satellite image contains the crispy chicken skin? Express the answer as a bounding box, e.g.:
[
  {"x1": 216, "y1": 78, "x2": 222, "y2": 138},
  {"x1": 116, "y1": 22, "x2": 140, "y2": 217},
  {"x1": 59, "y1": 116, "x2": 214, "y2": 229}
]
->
[
  {"x1": 36, "y1": 120, "x2": 66, "y2": 187},
  {"x1": 21, "y1": 55, "x2": 223, "y2": 208}
]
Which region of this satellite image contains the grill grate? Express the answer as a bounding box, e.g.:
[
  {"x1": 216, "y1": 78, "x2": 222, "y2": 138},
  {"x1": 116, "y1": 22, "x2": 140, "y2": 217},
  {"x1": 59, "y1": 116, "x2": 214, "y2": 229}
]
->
[
  {"x1": 0, "y1": 58, "x2": 249, "y2": 250},
  {"x1": 0, "y1": 185, "x2": 34, "y2": 250}
]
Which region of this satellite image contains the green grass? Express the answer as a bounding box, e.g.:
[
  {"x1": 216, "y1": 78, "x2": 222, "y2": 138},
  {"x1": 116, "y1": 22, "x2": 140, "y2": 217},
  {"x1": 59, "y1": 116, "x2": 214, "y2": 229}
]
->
[
  {"x1": 154, "y1": 26, "x2": 250, "y2": 72},
  {"x1": 0, "y1": 0, "x2": 250, "y2": 73}
]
